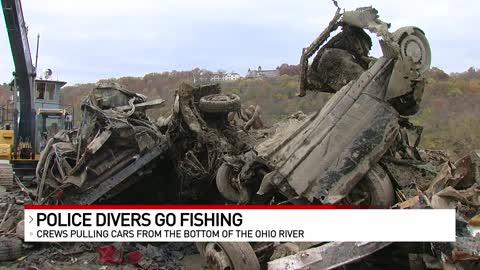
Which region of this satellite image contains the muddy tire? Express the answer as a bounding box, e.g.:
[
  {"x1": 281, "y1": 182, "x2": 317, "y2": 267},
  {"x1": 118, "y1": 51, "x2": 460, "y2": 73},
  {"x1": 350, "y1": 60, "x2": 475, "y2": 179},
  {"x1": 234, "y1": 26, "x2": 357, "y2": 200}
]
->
[
  {"x1": 15, "y1": 221, "x2": 24, "y2": 240},
  {"x1": 393, "y1": 27, "x2": 431, "y2": 74},
  {"x1": 0, "y1": 237, "x2": 22, "y2": 261},
  {"x1": 196, "y1": 242, "x2": 260, "y2": 270},
  {"x1": 216, "y1": 163, "x2": 250, "y2": 203},
  {"x1": 363, "y1": 165, "x2": 395, "y2": 207},
  {"x1": 199, "y1": 94, "x2": 241, "y2": 113},
  {"x1": 349, "y1": 164, "x2": 395, "y2": 208}
]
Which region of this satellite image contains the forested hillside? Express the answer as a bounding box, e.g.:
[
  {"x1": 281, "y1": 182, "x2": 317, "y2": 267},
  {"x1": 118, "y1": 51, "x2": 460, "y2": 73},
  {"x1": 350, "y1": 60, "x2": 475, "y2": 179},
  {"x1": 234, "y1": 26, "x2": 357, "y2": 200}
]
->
[
  {"x1": 2, "y1": 65, "x2": 479, "y2": 156},
  {"x1": 413, "y1": 67, "x2": 480, "y2": 155}
]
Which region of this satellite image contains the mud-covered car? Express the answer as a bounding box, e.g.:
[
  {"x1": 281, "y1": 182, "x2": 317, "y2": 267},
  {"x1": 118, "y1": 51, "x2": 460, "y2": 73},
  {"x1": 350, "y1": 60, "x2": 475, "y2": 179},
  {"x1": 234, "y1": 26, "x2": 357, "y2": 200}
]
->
[
  {"x1": 164, "y1": 83, "x2": 265, "y2": 203},
  {"x1": 197, "y1": 7, "x2": 433, "y2": 269},
  {"x1": 212, "y1": 7, "x2": 431, "y2": 209}
]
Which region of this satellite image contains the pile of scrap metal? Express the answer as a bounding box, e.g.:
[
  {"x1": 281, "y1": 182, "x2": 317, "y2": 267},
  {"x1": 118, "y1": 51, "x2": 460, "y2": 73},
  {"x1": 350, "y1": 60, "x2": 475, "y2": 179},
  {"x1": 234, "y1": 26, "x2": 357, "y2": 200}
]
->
[
  {"x1": 31, "y1": 76, "x2": 266, "y2": 205},
  {"x1": 20, "y1": 5, "x2": 478, "y2": 270},
  {"x1": 394, "y1": 153, "x2": 480, "y2": 270},
  {"x1": 0, "y1": 175, "x2": 31, "y2": 262},
  {"x1": 211, "y1": 5, "x2": 433, "y2": 207},
  {"x1": 265, "y1": 151, "x2": 480, "y2": 270},
  {"x1": 193, "y1": 6, "x2": 479, "y2": 270},
  {"x1": 35, "y1": 83, "x2": 167, "y2": 205},
  {"x1": 164, "y1": 83, "x2": 266, "y2": 203},
  {"x1": 0, "y1": 80, "x2": 271, "y2": 266}
]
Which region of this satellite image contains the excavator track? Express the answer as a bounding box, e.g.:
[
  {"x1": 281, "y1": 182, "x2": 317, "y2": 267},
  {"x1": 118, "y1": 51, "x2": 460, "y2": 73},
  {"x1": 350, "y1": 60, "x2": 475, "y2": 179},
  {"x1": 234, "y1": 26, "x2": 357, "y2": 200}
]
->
[{"x1": 0, "y1": 162, "x2": 14, "y2": 188}]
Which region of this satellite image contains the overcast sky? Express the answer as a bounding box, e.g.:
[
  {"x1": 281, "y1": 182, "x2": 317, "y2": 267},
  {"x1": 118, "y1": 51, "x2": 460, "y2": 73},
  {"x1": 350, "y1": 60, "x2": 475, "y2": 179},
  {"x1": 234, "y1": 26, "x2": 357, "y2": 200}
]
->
[{"x1": 0, "y1": 0, "x2": 478, "y2": 85}]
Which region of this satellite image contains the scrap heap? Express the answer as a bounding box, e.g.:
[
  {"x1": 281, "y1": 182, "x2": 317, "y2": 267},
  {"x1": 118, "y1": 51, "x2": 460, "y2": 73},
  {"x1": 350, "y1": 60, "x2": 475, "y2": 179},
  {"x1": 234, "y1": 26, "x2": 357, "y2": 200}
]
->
[
  {"x1": 0, "y1": 4, "x2": 478, "y2": 270},
  {"x1": 35, "y1": 83, "x2": 166, "y2": 205},
  {"x1": 0, "y1": 81, "x2": 478, "y2": 269}
]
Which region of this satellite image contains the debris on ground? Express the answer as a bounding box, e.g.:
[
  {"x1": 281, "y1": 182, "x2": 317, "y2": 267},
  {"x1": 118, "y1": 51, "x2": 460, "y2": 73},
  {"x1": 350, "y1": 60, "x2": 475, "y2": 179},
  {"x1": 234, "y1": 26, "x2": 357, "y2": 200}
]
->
[
  {"x1": 97, "y1": 244, "x2": 142, "y2": 265},
  {"x1": 0, "y1": 4, "x2": 477, "y2": 270}
]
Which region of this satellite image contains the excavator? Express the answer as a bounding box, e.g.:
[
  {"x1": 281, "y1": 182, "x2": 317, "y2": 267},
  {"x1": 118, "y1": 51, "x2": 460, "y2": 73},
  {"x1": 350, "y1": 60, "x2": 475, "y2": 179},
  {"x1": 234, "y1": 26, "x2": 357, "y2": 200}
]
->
[{"x1": 1, "y1": 0, "x2": 69, "y2": 186}]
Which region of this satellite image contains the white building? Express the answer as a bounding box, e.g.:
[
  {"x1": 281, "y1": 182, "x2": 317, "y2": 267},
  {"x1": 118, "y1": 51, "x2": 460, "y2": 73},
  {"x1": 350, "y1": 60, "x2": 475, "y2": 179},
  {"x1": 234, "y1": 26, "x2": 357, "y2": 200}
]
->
[
  {"x1": 207, "y1": 72, "x2": 242, "y2": 82},
  {"x1": 224, "y1": 73, "x2": 241, "y2": 81}
]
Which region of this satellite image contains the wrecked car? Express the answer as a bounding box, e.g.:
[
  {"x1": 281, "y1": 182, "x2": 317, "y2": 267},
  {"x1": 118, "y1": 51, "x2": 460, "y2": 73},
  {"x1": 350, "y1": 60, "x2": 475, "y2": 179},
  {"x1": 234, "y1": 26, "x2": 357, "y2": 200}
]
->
[
  {"x1": 35, "y1": 83, "x2": 168, "y2": 205},
  {"x1": 165, "y1": 83, "x2": 265, "y2": 203},
  {"x1": 194, "y1": 6, "x2": 437, "y2": 270},
  {"x1": 197, "y1": 7, "x2": 480, "y2": 270},
  {"x1": 211, "y1": 7, "x2": 431, "y2": 208}
]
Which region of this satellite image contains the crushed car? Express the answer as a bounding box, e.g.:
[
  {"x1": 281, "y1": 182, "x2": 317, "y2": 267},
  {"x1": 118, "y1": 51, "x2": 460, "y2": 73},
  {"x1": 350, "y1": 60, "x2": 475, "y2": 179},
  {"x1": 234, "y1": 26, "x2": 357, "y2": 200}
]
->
[
  {"x1": 208, "y1": 6, "x2": 432, "y2": 208},
  {"x1": 35, "y1": 83, "x2": 168, "y2": 205},
  {"x1": 2, "y1": 5, "x2": 476, "y2": 270},
  {"x1": 34, "y1": 81, "x2": 265, "y2": 205}
]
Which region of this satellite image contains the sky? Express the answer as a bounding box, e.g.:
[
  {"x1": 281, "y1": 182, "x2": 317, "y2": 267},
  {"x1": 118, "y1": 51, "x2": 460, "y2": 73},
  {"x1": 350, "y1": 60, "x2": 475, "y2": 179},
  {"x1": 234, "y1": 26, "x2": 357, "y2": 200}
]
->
[{"x1": 0, "y1": 0, "x2": 478, "y2": 85}]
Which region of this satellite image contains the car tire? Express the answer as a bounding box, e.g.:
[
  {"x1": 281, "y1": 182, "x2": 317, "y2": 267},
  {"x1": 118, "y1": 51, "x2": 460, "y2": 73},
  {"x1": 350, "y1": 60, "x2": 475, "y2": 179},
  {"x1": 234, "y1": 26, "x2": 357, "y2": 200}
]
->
[
  {"x1": 363, "y1": 164, "x2": 395, "y2": 207},
  {"x1": 199, "y1": 94, "x2": 241, "y2": 113},
  {"x1": 196, "y1": 242, "x2": 260, "y2": 270},
  {"x1": 393, "y1": 27, "x2": 431, "y2": 74},
  {"x1": 216, "y1": 163, "x2": 250, "y2": 203},
  {"x1": 0, "y1": 237, "x2": 22, "y2": 261},
  {"x1": 348, "y1": 164, "x2": 395, "y2": 208}
]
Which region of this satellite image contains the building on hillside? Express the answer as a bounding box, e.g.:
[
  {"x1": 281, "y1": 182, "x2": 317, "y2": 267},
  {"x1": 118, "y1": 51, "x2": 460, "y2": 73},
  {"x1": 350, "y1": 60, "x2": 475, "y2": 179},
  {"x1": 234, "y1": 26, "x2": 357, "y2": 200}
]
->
[
  {"x1": 246, "y1": 66, "x2": 279, "y2": 78},
  {"x1": 224, "y1": 72, "x2": 241, "y2": 81},
  {"x1": 196, "y1": 71, "x2": 242, "y2": 83}
]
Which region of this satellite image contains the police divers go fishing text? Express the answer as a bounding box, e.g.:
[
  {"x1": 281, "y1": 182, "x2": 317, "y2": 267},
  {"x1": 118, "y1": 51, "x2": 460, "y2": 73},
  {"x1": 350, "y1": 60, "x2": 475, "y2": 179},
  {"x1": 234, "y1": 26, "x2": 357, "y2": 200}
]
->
[{"x1": 36, "y1": 212, "x2": 243, "y2": 227}]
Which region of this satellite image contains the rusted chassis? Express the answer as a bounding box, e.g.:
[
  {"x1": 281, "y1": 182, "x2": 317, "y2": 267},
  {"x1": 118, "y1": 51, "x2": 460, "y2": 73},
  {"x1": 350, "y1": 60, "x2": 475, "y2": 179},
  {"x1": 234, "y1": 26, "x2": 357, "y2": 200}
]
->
[{"x1": 261, "y1": 57, "x2": 399, "y2": 204}]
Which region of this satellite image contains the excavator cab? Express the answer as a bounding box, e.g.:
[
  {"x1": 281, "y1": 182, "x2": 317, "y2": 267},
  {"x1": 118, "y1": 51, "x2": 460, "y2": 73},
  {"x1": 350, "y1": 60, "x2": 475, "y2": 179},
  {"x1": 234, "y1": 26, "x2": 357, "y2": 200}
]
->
[
  {"x1": 7, "y1": 108, "x2": 68, "y2": 182},
  {"x1": 35, "y1": 108, "x2": 66, "y2": 153}
]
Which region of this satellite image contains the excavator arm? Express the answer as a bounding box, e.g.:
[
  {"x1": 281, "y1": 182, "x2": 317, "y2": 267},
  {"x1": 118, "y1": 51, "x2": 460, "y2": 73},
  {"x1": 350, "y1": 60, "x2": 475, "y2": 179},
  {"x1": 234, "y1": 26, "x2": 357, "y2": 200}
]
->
[{"x1": 2, "y1": 0, "x2": 36, "y2": 157}]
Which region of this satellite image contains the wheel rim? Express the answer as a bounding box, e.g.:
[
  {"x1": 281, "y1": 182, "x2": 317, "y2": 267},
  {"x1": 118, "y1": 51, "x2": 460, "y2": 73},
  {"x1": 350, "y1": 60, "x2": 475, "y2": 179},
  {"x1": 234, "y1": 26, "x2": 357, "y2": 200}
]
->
[
  {"x1": 205, "y1": 243, "x2": 233, "y2": 270},
  {"x1": 401, "y1": 35, "x2": 424, "y2": 63},
  {"x1": 346, "y1": 165, "x2": 395, "y2": 207},
  {"x1": 398, "y1": 29, "x2": 431, "y2": 73},
  {"x1": 216, "y1": 163, "x2": 251, "y2": 203},
  {"x1": 346, "y1": 180, "x2": 372, "y2": 205}
]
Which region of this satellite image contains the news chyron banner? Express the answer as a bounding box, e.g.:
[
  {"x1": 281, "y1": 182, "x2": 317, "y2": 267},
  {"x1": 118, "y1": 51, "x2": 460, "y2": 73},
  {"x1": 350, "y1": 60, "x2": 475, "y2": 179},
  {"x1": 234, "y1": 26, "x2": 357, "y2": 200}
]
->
[{"x1": 24, "y1": 205, "x2": 455, "y2": 242}]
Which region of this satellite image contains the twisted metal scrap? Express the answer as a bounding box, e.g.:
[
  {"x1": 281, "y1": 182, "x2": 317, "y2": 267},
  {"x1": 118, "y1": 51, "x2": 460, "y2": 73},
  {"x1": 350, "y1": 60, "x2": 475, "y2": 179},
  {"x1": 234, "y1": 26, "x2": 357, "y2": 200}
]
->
[
  {"x1": 298, "y1": 6, "x2": 394, "y2": 96},
  {"x1": 298, "y1": 8, "x2": 342, "y2": 97},
  {"x1": 35, "y1": 85, "x2": 162, "y2": 204}
]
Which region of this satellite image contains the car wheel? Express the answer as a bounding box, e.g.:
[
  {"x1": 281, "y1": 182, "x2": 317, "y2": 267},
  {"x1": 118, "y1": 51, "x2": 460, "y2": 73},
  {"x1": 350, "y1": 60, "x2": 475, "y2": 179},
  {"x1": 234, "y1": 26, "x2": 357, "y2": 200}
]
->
[
  {"x1": 348, "y1": 164, "x2": 395, "y2": 208},
  {"x1": 196, "y1": 242, "x2": 260, "y2": 270},
  {"x1": 393, "y1": 27, "x2": 431, "y2": 74},
  {"x1": 199, "y1": 94, "x2": 241, "y2": 113},
  {"x1": 0, "y1": 237, "x2": 22, "y2": 261},
  {"x1": 216, "y1": 163, "x2": 250, "y2": 203}
]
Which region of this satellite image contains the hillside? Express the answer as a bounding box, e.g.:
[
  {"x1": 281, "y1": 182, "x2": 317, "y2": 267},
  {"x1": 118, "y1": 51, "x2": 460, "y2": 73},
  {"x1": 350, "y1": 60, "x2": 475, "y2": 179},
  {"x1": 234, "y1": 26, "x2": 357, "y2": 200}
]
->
[
  {"x1": 2, "y1": 66, "x2": 480, "y2": 156},
  {"x1": 413, "y1": 67, "x2": 480, "y2": 156}
]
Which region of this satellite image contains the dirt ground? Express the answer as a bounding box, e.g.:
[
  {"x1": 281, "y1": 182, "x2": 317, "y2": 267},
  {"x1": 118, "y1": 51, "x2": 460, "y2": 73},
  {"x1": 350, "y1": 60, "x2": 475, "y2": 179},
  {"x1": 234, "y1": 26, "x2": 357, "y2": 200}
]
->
[{"x1": 0, "y1": 242, "x2": 205, "y2": 270}]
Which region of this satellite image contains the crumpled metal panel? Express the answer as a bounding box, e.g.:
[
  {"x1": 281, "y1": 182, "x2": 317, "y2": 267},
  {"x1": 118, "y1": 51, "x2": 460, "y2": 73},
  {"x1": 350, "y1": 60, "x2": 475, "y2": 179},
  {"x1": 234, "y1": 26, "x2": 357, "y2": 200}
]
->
[
  {"x1": 36, "y1": 83, "x2": 165, "y2": 204},
  {"x1": 267, "y1": 242, "x2": 391, "y2": 270},
  {"x1": 267, "y1": 58, "x2": 399, "y2": 203}
]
